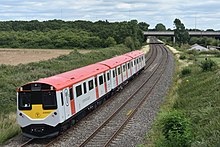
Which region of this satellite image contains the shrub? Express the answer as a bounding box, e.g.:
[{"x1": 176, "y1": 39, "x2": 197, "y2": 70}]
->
[
  {"x1": 181, "y1": 67, "x2": 191, "y2": 76},
  {"x1": 179, "y1": 54, "x2": 187, "y2": 60},
  {"x1": 157, "y1": 111, "x2": 192, "y2": 147},
  {"x1": 199, "y1": 59, "x2": 217, "y2": 71}
]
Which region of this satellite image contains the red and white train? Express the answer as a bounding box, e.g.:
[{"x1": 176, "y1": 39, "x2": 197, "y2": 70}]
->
[{"x1": 17, "y1": 50, "x2": 145, "y2": 138}]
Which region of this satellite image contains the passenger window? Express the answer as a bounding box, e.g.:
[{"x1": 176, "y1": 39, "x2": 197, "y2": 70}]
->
[
  {"x1": 89, "y1": 80, "x2": 94, "y2": 90},
  {"x1": 118, "y1": 67, "x2": 121, "y2": 75},
  {"x1": 83, "y1": 82, "x2": 87, "y2": 94},
  {"x1": 131, "y1": 62, "x2": 133, "y2": 67},
  {"x1": 76, "y1": 85, "x2": 82, "y2": 97},
  {"x1": 137, "y1": 59, "x2": 139, "y2": 63},
  {"x1": 128, "y1": 63, "x2": 130, "y2": 69},
  {"x1": 99, "y1": 76, "x2": 104, "y2": 85},
  {"x1": 107, "y1": 72, "x2": 110, "y2": 81},
  {"x1": 69, "y1": 88, "x2": 73, "y2": 100}
]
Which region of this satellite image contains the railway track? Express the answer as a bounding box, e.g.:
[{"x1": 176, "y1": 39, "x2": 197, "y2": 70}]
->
[
  {"x1": 77, "y1": 44, "x2": 168, "y2": 147},
  {"x1": 16, "y1": 42, "x2": 168, "y2": 147}
]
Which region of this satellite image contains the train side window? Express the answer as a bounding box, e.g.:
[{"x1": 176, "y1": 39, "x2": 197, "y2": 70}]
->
[
  {"x1": 61, "y1": 92, "x2": 64, "y2": 106},
  {"x1": 131, "y1": 61, "x2": 133, "y2": 67},
  {"x1": 107, "y1": 72, "x2": 110, "y2": 81},
  {"x1": 136, "y1": 59, "x2": 139, "y2": 64},
  {"x1": 118, "y1": 67, "x2": 121, "y2": 75},
  {"x1": 99, "y1": 75, "x2": 103, "y2": 85},
  {"x1": 128, "y1": 63, "x2": 130, "y2": 69},
  {"x1": 76, "y1": 85, "x2": 82, "y2": 97},
  {"x1": 88, "y1": 80, "x2": 94, "y2": 90},
  {"x1": 113, "y1": 70, "x2": 115, "y2": 78},
  {"x1": 69, "y1": 88, "x2": 73, "y2": 100},
  {"x1": 104, "y1": 74, "x2": 106, "y2": 82},
  {"x1": 83, "y1": 82, "x2": 87, "y2": 94}
]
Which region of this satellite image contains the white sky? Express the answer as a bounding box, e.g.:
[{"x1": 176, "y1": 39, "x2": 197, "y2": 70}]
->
[{"x1": 0, "y1": 0, "x2": 220, "y2": 30}]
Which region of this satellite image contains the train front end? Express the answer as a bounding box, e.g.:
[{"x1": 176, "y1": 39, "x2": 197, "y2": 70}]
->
[{"x1": 17, "y1": 83, "x2": 60, "y2": 138}]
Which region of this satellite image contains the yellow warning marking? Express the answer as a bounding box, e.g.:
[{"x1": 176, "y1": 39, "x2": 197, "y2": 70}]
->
[{"x1": 126, "y1": 110, "x2": 133, "y2": 116}]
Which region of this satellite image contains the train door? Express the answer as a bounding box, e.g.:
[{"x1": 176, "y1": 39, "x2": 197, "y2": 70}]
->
[
  {"x1": 97, "y1": 73, "x2": 105, "y2": 98},
  {"x1": 117, "y1": 66, "x2": 122, "y2": 85},
  {"x1": 105, "y1": 71, "x2": 111, "y2": 92},
  {"x1": 127, "y1": 62, "x2": 131, "y2": 78},
  {"x1": 62, "y1": 88, "x2": 71, "y2": 120},
  {"x1": 122, "y1": 64, "x2": 127, "y2": 81},
  {"x1": 111, "y1": 68, "x2": 117, "y2": 89},
  {"x1": 131, "y1": 60, "x2": 135, "y2": 75}
]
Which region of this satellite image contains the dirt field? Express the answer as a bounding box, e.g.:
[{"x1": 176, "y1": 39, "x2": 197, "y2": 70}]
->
[{"x1": 0, "y1": 48, "x2": 90, "y2": 65}]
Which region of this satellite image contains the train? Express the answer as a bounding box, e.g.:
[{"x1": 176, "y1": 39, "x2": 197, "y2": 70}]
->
[{"x1": 17, "y1": 50, "x2": 146, "y2": 138}]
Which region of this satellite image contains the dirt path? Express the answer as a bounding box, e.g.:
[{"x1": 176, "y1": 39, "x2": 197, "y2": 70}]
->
[{"x1": 0, "y1": 48, "x2": 90, "y2": 65}]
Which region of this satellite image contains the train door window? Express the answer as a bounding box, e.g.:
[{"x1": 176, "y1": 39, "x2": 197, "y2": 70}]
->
[
  {"x1": 69, "y1": 88, "x2": 73, "y2": 100},
  {"x1": 61, "y1": 92, "x2": 64, "y2": 106},
  {"x1": 131, "y1": 61, "x2": 133, "y2": 67},
  {"x1": 107, "y1": 72, "x2": 110, "y2": 81},
  {"x1": 136, "y1": 59, "x2": 139, "y2": 64},
  {"x1": 104, "y1": 74, "x2": 106, "y2": 82},
  {"x1": 95, "y1": 77, "x2": 97, "y2": 87},
  {"x1": 128, "y1": 63, "x2": 130, "y2": 69},
  {"x1": 76, "y1": 85, "x2": 82, "y2": 97},
  {"x1": 118, "y1": 67, "x2": 121, "y2": 75},
  {"x1": 99, "y1": 75, "x2": 103, "y2": 85},
  {"x1": 88, "y1": 80, "x2": 94, "y2": 90},
  {"x1": 123, "y1": 65, "x2": 126, "y2": 72},
  {"x1": 134, "y1": 60, "x2": 136, "y2": 65},
  {"x1": 113, "y1": 70, "x2": 115, "y2": 78},
  {"x1": 83, "y1": 82, "x2": 87, "y2": 94}
]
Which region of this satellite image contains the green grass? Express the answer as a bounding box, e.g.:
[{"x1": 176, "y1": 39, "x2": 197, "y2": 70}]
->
[
  {"x1": 0, "y1": 44, "x2": 130, "y2": 144},
  {"x1": 197, "y1": 56, "x2": 220, "y2": 65},
  {"x1": 144, "y1": 53, "x2": 220, "y2": 146}
]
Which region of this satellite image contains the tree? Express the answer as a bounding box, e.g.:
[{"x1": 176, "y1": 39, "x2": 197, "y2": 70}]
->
[
  {"x1": 124, "y1": 36, "x2": 135, "y2": 50},
  {"x1": 174, "y1": 18, "x2": 189, "y2": 46},
  {"x1": 138, "y1": 22, "x2": 149, "y2": 31},
  {"x1": 155, "y1": 23, "x2": 166, "y2": 31},
  {"x1": 105, "y1": 37, "x2": 116, "y2": 47}
]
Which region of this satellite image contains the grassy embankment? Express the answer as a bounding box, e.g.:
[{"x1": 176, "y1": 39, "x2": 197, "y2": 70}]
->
[
  {"x1": 142, "y1": 46, "x2": 220, "y2": 146},
  {"x1": 0, "y1": 45, "x2": 131, "y2": 144}
]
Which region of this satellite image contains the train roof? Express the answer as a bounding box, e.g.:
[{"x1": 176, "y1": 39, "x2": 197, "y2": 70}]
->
[
  {"x1": 99, "y1": 55, "x2": 132, "y2": 68},
  {"x1": 124, "y1": 50, "x2": 144, "y2": 58},
  {"x1": 23, "y1": 63, "x2": 110, "y2": 90}
]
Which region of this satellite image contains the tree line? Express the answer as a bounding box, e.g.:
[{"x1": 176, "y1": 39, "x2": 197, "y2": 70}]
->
[{"x1": 0, "y1": 20, "x2": 150, "y2": 49}]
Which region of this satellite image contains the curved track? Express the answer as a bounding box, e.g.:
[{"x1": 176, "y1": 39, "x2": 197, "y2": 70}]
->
[{"x1": 16, "y1": 41, "x2": 171, "y2": 147}]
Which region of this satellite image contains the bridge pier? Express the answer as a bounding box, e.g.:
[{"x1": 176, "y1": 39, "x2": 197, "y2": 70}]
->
[{"x1": 173, "y1": 36, "x2": 175, "y2": 44}]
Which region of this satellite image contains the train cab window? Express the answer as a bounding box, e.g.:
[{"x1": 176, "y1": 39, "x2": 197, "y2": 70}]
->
[
  {"x1": 69, "y1": 88, "x2": 73, "y2": 100},
  {"x1": 18, "y1": 92, "x2": 31, "y2": 110},
  {"x1": 88, "y1": 80, "x2": 94, "y2": 90},
  {"x1": 107, "y1": 72, "x2": 110, "y2": 81},
  {"x1": 83, "y1": 82, "x2": 87, "y2": 94},
  {"x1": 99, "y1": 75, "x2": 104, "y2": 85},
  {"x1": 76, "y1": 85, "x2": 82, "y2": 97},
  {"x1": 113, "y1": 70, "x2": 115, "y2": 78},
  {"x1": 42, "y1": 91, "x2": 57, "y2": 109},
  {"x1": 118, "y1": 67, "x2": 121, "y2": 75}
]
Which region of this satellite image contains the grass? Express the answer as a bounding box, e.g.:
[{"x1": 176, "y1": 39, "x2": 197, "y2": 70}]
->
[
  {"x1": 0, "y1": 44, "x2": 130, "y2": 144},
  {"x1": 143, "y1": 51, "x2": 220, "y2": 146}
]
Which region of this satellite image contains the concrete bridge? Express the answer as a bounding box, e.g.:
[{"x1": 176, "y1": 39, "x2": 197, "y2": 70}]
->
[{"x1": 144, "y1": 31, "x2": 220, "y2": 43}]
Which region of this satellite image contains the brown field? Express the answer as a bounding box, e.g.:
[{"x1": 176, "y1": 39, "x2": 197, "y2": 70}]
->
[{"x1": 0, "y1": 48, "x2": 91, "y2": 65}]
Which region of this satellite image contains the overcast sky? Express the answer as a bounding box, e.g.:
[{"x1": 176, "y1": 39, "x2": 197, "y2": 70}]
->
[{"x1": 0, "y1": 0, "x2": 220, "y2": 30}]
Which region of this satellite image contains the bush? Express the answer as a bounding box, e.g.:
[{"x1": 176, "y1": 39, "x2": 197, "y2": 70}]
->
[
  {"x1": 181, "y1": 67, "x2": 191, "y2": 76},
  {"x1": 199, "y1": 59, "x2": 217, "y2": 71},
  {"x1": 124, "y1": 36, "x2": 135, "y2": 50},
  {"x1": 157, "y1": 111, "x2": 192, "y2": 147},
  {"x1": 179, "y1": 54, "x2": 187, "y2": 60}
]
